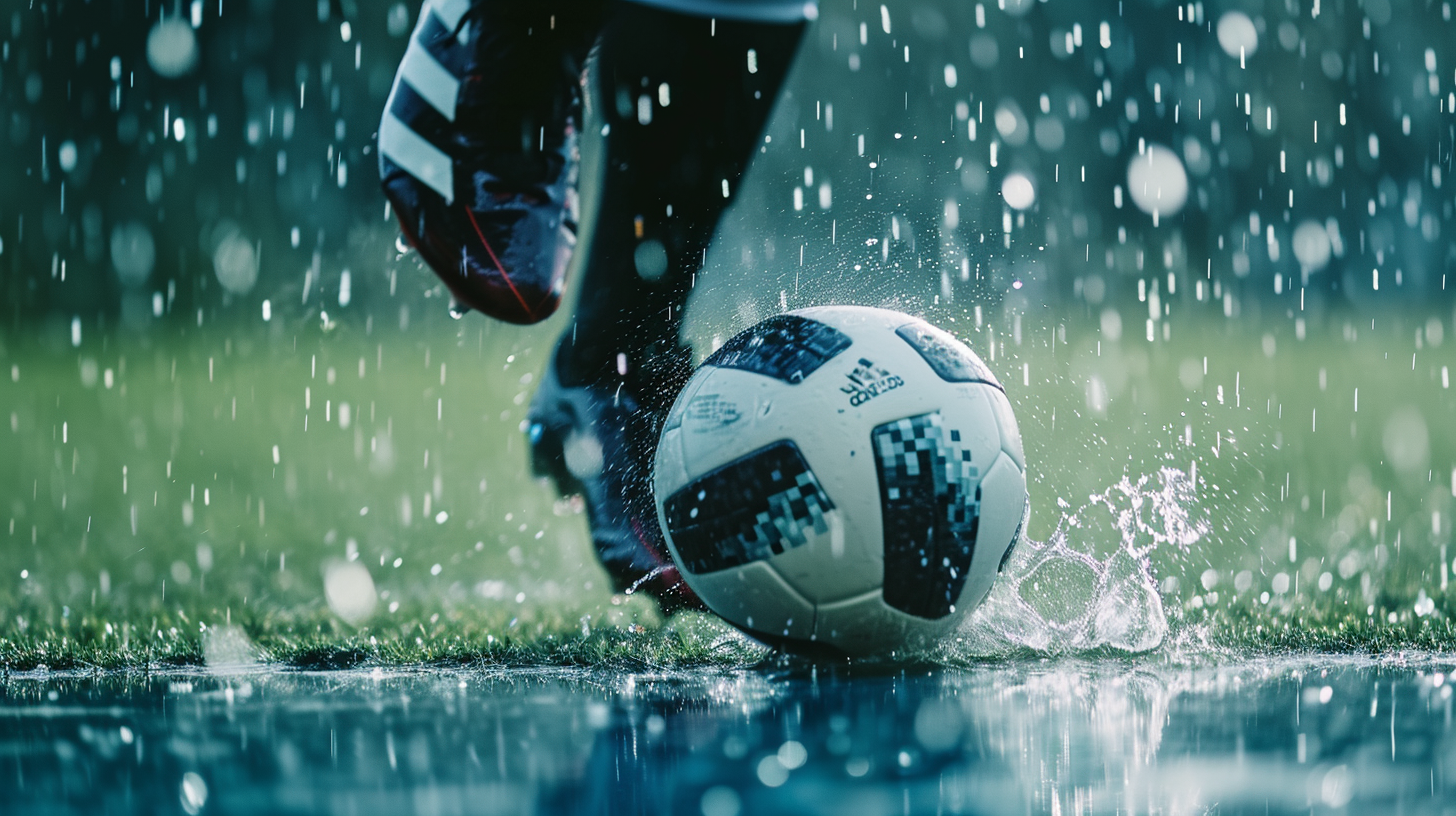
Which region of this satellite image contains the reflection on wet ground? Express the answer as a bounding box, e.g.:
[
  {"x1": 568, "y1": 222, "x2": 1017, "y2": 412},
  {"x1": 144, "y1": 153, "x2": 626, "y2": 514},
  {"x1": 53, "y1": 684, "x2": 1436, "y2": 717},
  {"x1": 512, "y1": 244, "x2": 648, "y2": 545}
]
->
[{"x1": 1, "y1": 657, "x2": 1453, "y2": 815}]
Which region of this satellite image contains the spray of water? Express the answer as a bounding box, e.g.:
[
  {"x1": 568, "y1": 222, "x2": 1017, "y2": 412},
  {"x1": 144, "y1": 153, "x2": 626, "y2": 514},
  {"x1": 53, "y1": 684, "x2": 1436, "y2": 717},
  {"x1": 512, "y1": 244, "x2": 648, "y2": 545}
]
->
[
  {"x1": 947, "y1": 467, "x2": 1210, "y2": 658},
  {"x1": 624, "y1": 564, "x2": 673, "y2": 597}
]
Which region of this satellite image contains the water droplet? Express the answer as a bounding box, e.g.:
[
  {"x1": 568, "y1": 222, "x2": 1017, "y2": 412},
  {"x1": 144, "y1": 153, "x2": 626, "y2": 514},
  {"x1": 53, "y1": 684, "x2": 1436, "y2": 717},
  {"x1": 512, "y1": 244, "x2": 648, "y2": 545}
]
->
[
  {"x1": 324, "y1": 561, "x2": 377, "y2": 625},
  {"x1": 1215, "y1": 12, "x2": 1258, "y2": 60},
  {"x1": 1001, "y1": 173, "x2": 1035, "y2": 210},
  {"x1": 179, "y1": 772, "x2": 208, "y2": 815},
  {"x1": 1126, "y1": 145, "x2": 1188, "y2": 219},
  {"x1": 147, "y1": 19, "x2": 198, "y2": 78}
]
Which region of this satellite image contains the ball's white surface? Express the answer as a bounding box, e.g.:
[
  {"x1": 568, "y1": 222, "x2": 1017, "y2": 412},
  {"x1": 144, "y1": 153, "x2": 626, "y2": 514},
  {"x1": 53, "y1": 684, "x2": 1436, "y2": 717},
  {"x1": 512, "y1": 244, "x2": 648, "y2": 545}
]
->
[{"x1": 654, "y1": 305, "x2": 1027, "y2": 655}]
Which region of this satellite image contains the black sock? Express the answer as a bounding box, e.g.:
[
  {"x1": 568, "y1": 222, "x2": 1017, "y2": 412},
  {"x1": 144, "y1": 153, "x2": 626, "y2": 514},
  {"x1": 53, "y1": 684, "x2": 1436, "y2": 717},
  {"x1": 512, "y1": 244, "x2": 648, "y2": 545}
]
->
[{"x1": 555, "y1": 2, "x2": 806, "y2": 391}]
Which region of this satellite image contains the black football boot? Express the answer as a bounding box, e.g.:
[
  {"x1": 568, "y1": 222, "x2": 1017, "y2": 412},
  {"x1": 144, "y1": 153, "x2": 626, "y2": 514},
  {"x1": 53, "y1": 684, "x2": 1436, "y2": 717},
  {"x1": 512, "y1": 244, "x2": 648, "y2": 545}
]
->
[
  {"x1": 378, "y1": 0, "x2": 603, "y2": 324},
  {"x1": 526, "y1": 340, "x2": 704, "y2": 611}
]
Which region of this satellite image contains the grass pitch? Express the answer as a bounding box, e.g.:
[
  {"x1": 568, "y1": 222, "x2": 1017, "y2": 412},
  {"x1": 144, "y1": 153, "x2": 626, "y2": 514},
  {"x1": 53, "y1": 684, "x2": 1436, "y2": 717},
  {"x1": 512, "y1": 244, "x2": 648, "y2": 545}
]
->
[{"x1": 2, "y1": 305, "x2": 1453, "y2": 669}]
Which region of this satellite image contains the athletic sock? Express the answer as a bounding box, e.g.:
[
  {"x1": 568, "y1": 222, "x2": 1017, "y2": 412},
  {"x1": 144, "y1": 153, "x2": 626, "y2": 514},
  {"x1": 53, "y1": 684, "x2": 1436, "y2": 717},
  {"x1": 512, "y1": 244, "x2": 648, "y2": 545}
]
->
[{"x1": 553, "y1": 1, "x2": 807, "y2": 395}]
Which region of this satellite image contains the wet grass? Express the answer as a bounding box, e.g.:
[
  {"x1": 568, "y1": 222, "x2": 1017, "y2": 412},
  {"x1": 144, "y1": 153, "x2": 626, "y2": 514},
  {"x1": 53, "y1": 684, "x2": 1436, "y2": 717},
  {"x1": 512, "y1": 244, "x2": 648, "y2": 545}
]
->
[
  {"x1": 1177, "y1": 594, "x2": 1456, "y2": 655},
  {"x1": 10, "y1": 598, "x2": 1456, "y2": 674},
  {"x1": 2, "y1": 306, "x2": 1454, "y2": 669},
  {"x1": 0, "y1": 602, "x2": 773, "y2": 673}
]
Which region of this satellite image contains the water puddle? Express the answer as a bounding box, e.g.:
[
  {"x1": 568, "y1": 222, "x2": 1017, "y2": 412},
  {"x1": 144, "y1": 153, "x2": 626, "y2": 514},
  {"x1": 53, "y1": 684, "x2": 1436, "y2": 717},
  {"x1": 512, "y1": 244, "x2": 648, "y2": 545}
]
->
[{"x1": 2, "y1": 655, "x2": 1453, "y2": 814}]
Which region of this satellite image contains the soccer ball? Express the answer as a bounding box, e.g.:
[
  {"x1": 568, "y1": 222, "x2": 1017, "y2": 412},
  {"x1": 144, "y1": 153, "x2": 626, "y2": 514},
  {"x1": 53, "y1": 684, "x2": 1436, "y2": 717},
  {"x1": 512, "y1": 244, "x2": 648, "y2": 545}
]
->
[{"x1": 653, "y1": 305, "x2": 1028, "y2": 655}]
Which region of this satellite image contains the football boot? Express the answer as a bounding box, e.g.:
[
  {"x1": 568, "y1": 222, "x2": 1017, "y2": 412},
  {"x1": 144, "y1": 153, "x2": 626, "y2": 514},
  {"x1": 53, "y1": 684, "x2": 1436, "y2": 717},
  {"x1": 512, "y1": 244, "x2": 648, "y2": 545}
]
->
[
  {"x1": 378, "y1": 0, "x2": 594, "y2": 324},
  {"x1": 526, "y1": 342, "x2": 704, "y2": 612}
]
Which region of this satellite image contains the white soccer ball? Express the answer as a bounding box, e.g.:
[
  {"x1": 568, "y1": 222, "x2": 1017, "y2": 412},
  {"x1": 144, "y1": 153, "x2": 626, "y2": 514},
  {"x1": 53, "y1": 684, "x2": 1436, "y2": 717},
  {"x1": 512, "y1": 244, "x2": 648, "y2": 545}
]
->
[{"x1": 653, "y1": 305, "x2": 1028, "y2": 655}]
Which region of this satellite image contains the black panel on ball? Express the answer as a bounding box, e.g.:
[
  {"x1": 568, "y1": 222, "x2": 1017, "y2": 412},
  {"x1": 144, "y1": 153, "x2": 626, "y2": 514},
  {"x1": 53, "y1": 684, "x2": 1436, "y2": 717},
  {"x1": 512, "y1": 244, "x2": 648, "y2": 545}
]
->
[
  {"x1": 872, "y1": 412, "x2": 982, "y2": 619},
  {"x1": 702, "y1": 315, "x2": 852, "y2": 384},
  {"x1": 664, "y1": 440, "x2": 836, "y2": 575},
  {"x1": 895, "y1": 320, "x2": 1002, "y2": 390}
]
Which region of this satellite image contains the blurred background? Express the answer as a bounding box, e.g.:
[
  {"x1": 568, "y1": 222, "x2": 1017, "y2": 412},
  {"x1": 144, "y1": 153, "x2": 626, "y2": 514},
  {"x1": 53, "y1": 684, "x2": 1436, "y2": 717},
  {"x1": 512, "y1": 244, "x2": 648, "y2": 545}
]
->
[
  {"x1": 1, "y1": 0, "x2": 1454, "y2": 656},
  {"x1": 4, "y1": 0, "x2": 1452, "y2": 328}
]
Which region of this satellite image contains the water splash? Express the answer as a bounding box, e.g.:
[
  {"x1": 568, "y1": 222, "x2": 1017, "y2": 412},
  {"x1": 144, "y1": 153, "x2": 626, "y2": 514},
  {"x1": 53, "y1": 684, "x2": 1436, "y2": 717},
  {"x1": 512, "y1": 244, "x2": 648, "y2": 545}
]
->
[
  {"x1": 201, "y1": 624, "x2": 261, "y2": 672},
  {"x1": 949, "y1": 468, "x2": 1210, "y2": 657},
  {"x1": 624, "y1": 565, "x2": 672, "y2": 597},
  {"x1": 1085, "y1": 465, "x2": 1210, "y2": 558}
]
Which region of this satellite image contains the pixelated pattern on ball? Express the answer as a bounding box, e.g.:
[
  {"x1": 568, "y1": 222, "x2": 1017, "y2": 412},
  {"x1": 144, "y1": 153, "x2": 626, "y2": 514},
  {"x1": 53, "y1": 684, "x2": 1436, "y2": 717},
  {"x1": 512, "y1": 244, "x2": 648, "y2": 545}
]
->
[
  {"x1": 873, "y1": 412, "x2": 983, "y2": 619},
  {"x1": 703, "y1": 314, "x2": 852, "y2": 384},
  {"x1": 895, "y1": 321, "x2": 1002, "y2": 390},
  {"x1": 663, "y1": 441, "x2": 836, "y2": 575}
]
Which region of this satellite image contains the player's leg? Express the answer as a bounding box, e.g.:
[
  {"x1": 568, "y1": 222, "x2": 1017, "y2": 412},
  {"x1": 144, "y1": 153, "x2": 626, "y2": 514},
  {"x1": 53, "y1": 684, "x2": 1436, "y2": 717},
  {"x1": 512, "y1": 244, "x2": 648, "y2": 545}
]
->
[
  {"x1": 557, "y1": 2, "x2": 808, "y2": 388},
  {"x1": 378, "y1": 0, "x2": 605, "y2": 325},
  {"x1": 527, "y1": 2, "x2": 808, "y2": 608}
]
